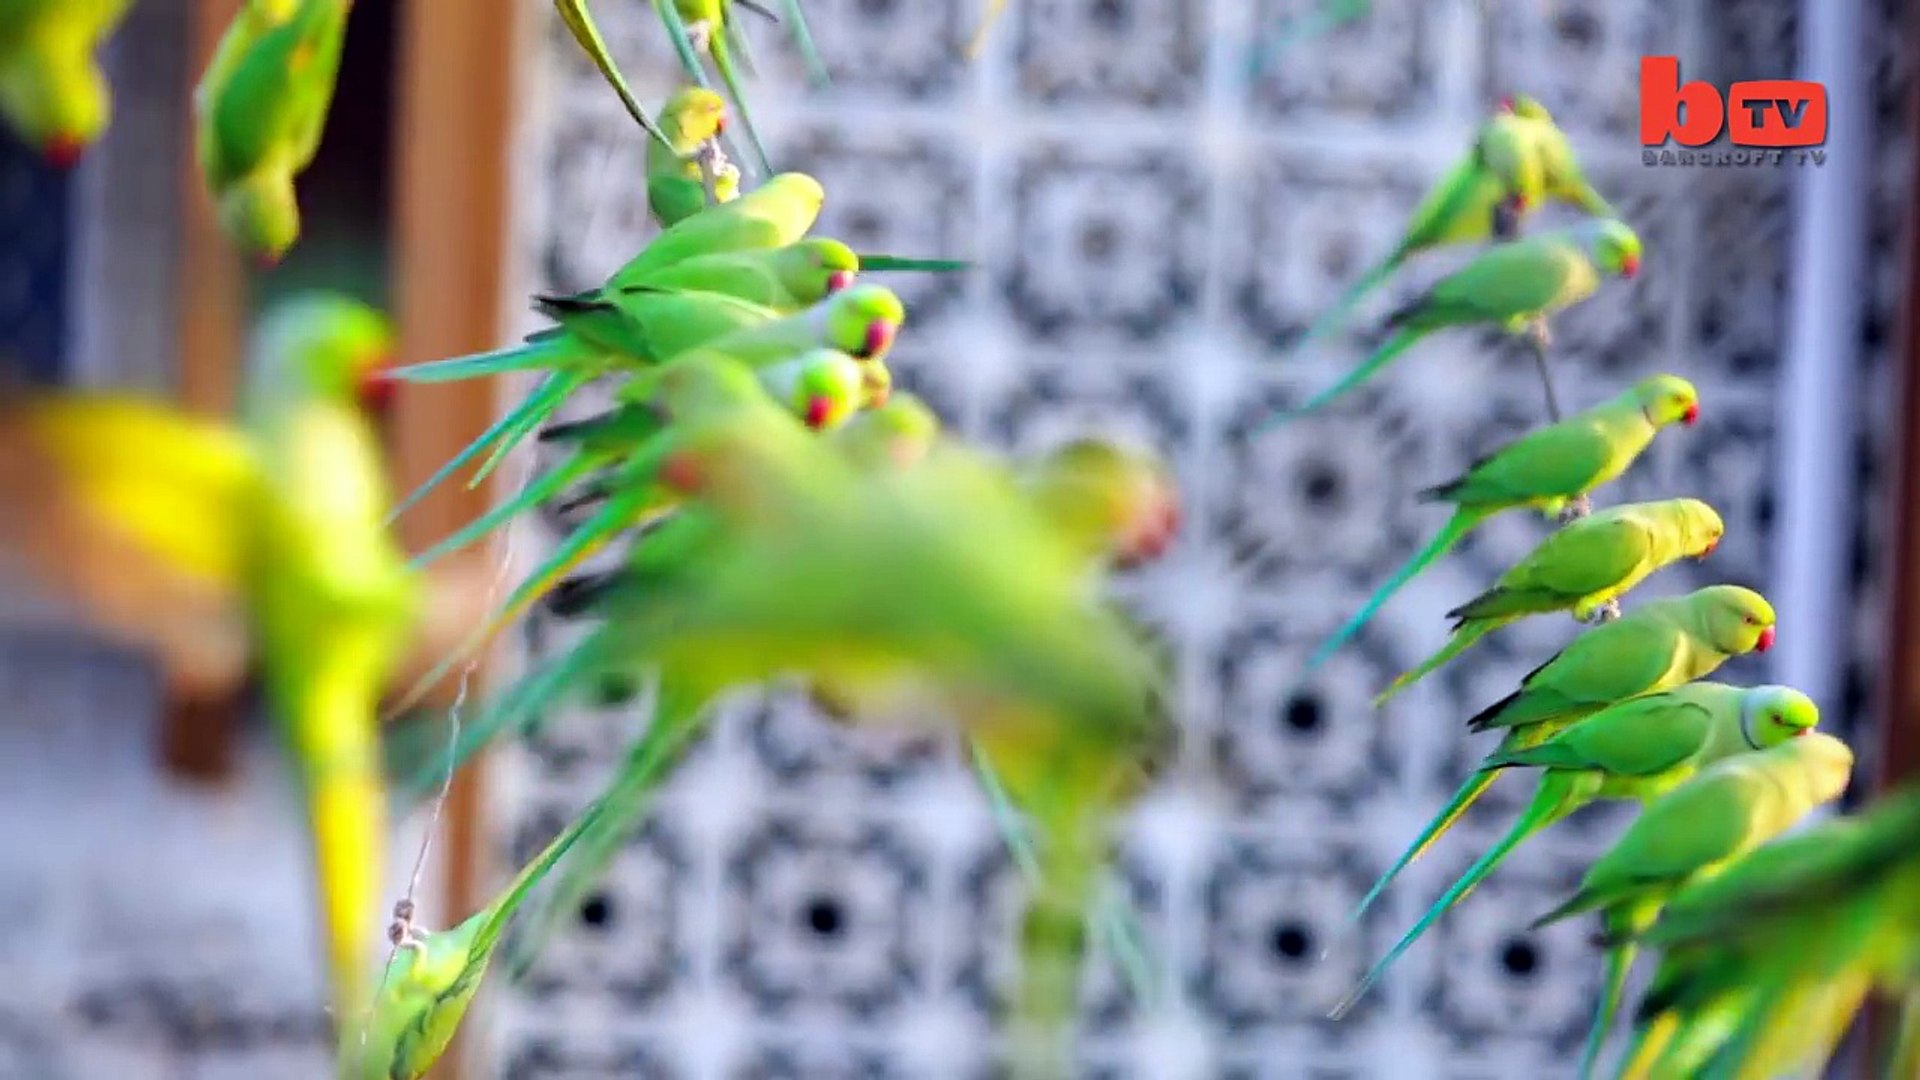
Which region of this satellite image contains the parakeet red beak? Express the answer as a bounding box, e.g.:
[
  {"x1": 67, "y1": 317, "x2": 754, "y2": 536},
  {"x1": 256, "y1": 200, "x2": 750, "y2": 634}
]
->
[
  {"x1": 803, "y1": 394, "x2": 834, "y2": 429},
  {"x1": 715, "y1": 115, "x2": 728, "y2": 135},
  {"x1": 1698, "y1": 537, "x2": 1719, "y2": 559},
  {"x1": 827, "y1": 271, "x2": 855, "y2": 293},
  {"x1": 860, "y1": 321, "x2": 896, "y2": 360},
  {"x1": 1498, "y1": 95, "x2": 1515, "y2": 113},
  {"x1": 43, "y1": 135, "x2": 84, "y2": 169},
  {"x1": 1756, "y1": 626, "x2": 1777, "y2": 653},
  {"x1": 1681, "y1": 402, "x2": 1700, "y2": 426},
  {"x1": 1791, "y1": 726, "x2": 1810, "y2": 737},
  {"x1": 358, "y1": 361, "x2": 399, "y2": 415},
  {"x1": 1621, "y1": 255, "x2": 1641, "y2": 279},
  {"x1": 660, "y1": 450, "x2": 706, "y2": 494},
  {"x1": 254, "y1": 251, "x2": 283, "y2": 272}
]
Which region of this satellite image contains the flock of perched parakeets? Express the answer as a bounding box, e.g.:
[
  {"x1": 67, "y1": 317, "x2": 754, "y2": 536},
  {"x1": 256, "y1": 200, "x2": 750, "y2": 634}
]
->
[{"x1": 0, "y1": 2, "x2": 1915, "y2": 1080}]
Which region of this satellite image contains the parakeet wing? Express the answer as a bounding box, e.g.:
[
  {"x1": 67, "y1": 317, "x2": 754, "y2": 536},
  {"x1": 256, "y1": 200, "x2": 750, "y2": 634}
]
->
[
  {"x1": 1546, "y1": 696, "x2": 1716, "y2": 777},
  {"x1": 1444, "y1": 420, "x2": 1615, "y2": 505},
  {"x1": 1518, "y1": 518, "x2": 1655, "y2": 599},
  {"x1": 1408, "y1": 239, "x2": 1582, "y2": 325}
]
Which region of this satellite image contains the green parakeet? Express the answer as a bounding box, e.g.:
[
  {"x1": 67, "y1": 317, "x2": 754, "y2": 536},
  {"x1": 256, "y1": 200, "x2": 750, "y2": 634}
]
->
[
  {"x1": 1332, "y1": 684, "x2": 1819, "y2": 1017},
  {"x1": 1302, "y1": 374, "x2": 1701, "y2": 675},
  {"x1": 647, "y1": 85, "x2": 736, "y2": 228},
  {"x1": 1375, "y1": 498, "x2": 1725, "y2": 703},
  {"x1": 829, "y1": 391, "x2": 943, "y2": 471},
  {"x1": 194, "y1": 0, "x2": 353, "y2": 265},
  {"x1": 1287, "y1": 218, "x2": 1643, "y2": 417},
  {"x1": 1018, "y1": 438, "x2": 1182, "y2": 572},
  {"x1": 587, "y1": 238, "x2": 860, "y2": 313},
  {"x1": 611, "y1": 170, "x2": 826, "y2": 283},
  {"x1": 652, "y1": 0, "x2": 780, "y2": 175},
  {"x1": 1298, "y1": 94, "x2": 1619, "y2": 344},
  {"x1": 1349, "y1": 585, "x2": 1779, "y2": 931},
  {"x1": 346, "y1": 794, "x2": 610, "y2": 1080},
  {"x1": 1620, "y1": 785, "x2": 1920, "y2": 1079},
  {"x1": 0, "y1": 0, "x2": 131, "y2": 165},
  {"x1": 551, "y1": 0, "x2": 673, "y2": 147},
  {"x1": 241, "y1": 295, "x2": 416, "y2": 1046},
  {"x1": 1531, "y1": 732, "x2": 1854, "y2": 1078}
]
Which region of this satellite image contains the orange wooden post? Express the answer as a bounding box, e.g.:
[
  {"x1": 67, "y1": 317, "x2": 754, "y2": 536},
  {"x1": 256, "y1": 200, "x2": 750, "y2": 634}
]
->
[
  {"x1": 158, "y1": 0, "x2": 248, "y2": 782},
  {"x1": 390, "y1": 0, "x2": 524, "y2": 1073}
]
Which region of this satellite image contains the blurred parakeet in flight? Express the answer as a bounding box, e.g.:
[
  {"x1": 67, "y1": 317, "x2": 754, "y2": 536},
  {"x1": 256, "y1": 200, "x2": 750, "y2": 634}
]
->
[
  {"x1": 1348, "y1": 585, "x2": 1779, "y2": 931},
  {"x1": 1334, "y1": 683, "x2": 1819, "y2": 1017},
  {"x1": 1301, "y1": 374, "x2": 1700, "y2": 676},
  {"x1": 1531, "y1": 732, "x2": 1854, "y2": 1078},
  {"x1": 1376, "y1": 498, "x2": 1725, "y2": 703},
  {"x1": 1286, "y1": 218, "x2": 1643, "y2": 417},
  {"x1": 0, "y1": 0, "x2": 133, "y2": 165},
  {"x1": 240, "y1": 296, "x2": 418, "y2": 1047},
  {"x1": 194, "y1": 0, "x2": 353, "y2": 265}
]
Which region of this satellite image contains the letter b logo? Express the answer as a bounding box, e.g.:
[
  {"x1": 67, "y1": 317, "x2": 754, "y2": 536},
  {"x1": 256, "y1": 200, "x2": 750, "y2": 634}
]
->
[{"x1": 1640, "y1": 56, "x2": 1723, "y2": 146}]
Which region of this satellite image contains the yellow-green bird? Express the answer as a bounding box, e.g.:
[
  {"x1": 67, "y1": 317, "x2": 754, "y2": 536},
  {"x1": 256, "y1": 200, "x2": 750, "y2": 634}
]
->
[
  {"x1": 0, "y1": 0, "x2": 132, "y2": 164},
  {"x1": 194, "y1": 0, "x2": 352, "y2": 265},
  {"x1": 647, "y1": 85, "x2": 737, "y2": 228},
  {"x1": 240, "y1": 295, "x2": 417, "y2": 1045}
]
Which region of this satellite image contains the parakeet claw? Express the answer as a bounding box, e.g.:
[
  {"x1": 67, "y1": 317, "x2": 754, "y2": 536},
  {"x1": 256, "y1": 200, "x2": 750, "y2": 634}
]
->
[
  {"x1": 1492, "y1": 200, "x2": 1521, "y2": 241},
  {"x1": 687, "y1": 19, "x2": 713, "y2": 53},
  {"x1": 1559, "y1": 495, "x2": 1592, "y2": 523},
  {"x1": 1599, "y1": 599, "x2": 1622, "y2": 621}
]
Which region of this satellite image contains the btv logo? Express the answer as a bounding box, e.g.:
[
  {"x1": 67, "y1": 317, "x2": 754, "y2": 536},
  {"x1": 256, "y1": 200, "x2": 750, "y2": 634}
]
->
[{"x1": 1639, "y1": 56, "x2": 1827, "y2": 148}]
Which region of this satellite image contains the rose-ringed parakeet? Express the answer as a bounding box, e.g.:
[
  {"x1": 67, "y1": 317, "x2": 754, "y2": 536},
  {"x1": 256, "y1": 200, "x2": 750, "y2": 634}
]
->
[
  {"x1": 1285, "y1": 218, "x2": 1642, "y2": 418},
  {"x1": 194, "y1": 0, "x2": 354, "y2": 265},
  {"x1": 1301, "y1": 374, "x2": 1701, "y2": 676},
  {"x1": 651, "y1": 0, "x2": 817, "y2": 176},
  {"x1": 1620, "y1": 785, "x2": 1920, "y2": 1079},
  {"x1": 1530, "y1": 732, "x2": 1854, "y2": 1079},
  {"x1": 239, "y1": 295, "x2": 417, "y2": 1045},
  {"x1": 647, "y1": 86, "x2": 736, "y2": 228},
  {"x1": 578, "y1": 238, "x2": 859, "y2": 314},
  {"x1": 0, "y1": 0, "x2": 132, "y2": 165},
  {"x1": 1297, "y1": 93, "x2": 1619, "y2": 345},
  {"x1": 1349, "y1": 585, "x2": 1779, "y2": 928},
  {"x1": 347, "y1": 790, "x2": 613, "y2": 1080},
  {"x1": 1376, "y1": 498, "x2": 1725, "y2": 704},
  {"x1": 1332, "y1": 684, "x2": 1819, "y2": 1017}
]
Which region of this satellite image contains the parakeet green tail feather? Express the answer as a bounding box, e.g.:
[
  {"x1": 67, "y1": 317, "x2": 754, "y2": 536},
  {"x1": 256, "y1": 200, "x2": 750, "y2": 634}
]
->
[
  {"x1": 1347, "y1": 766, "x2": 1502, "y2": 925},
  {"x1": 1374, "y1": 616, "x2": 1505, "y2": 705},
  {"x1": 776, "y1": 0, "x2": 831, "y2": 85},
  {"x1": 1303, "y1": 508, "x2": 1485, "y2": 676},
  {"x1": 970, "y1": 743, "x2": 1160, "y2": 1007},
  {"x1": 856, "y1": 254, "x2": 972, "y2": 272},
  {"x1": 1577, "y1": 943, "x2": 1636, "y2": 1080},
  {"x1": 507, "y1": 680, "x2": 713, "y2": 977},
  {"x1": 1294, "y1": 252, "x2": 1402, "y2": 351},
  {"x1": 1292, "y1": 327, "x2": 1422, "y2": 418},
  {"x1": 1331, "y1": 772, "x2": 1577, "y2": 1020},
  {"x1": 388, "y1": 338, "x2": 572, "y2": 384},
  {"x1": 386, "y1": 370, "x2": 585, "y2": 524},
  {"x1": 708, "y1": 35, "x2": 773, "y2": 176},
  {"x1": 410, "y1": 454, "x2": 592, "y2": 570}
]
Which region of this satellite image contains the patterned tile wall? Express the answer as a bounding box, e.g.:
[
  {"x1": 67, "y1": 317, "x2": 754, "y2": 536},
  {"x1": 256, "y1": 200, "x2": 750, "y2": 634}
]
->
[{"x1": 481, "y1": 1, "x2": 1914, "y2": 1078}]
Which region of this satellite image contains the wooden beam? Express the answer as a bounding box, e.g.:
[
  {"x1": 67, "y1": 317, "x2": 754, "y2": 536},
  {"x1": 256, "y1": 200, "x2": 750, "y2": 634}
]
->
[
  {"x1": 1880, "y1": 6, "x2": 1920, "y2": 801},
  {"x1": 158, "y1": 0, "x2": 249, "y2": 782},
  {"x1": 389, "y1": 0, "x2": 522, "y2": 1074}
]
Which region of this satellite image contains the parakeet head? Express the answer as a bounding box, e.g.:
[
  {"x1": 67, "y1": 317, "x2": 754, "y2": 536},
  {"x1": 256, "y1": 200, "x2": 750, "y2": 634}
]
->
[
  {"x1": 1738, "y1": 686, "x2": 1820, "y2": 748},
  {"x1": 832, "y1": 393, "x2": 942, "y2": 471},
  {"x1": 1027, "y1": 439, "x2": 1182, "y2": 570},
  {"x1": 778, "y1": 239, "x2": 860, "y2": 303},
  {"x1": 772, "y1": 348, "x2": 863, "y2": 431},
  {"x1": 661, "y1": 86, "x2": 728, "y2": 148},
  {"x1": 1694, "y1": 585, "x2": 1777, "y2": 656},
  {"x1": 1667, "y1": 498, "x2": 1726, "y2": 560},
  {"x1": 1507, "y1": 94, "x2": 1553, "y2": 122},
  {"x1": 820, "y1": 285, "x2": 906, "y2": 362},
  {"x1": 217, "y1": 171, "x2": 302, "y2": 267},
  {"x1": 1629, "y1": 374, "x2": 1700, "y2": 429},
  {"x1": 0, "y1": 49, "x2": 110, "y2": 167},
  {"x1": 1584, "y1": 219, "x2": 1642, "y2": 279},
  {"x1": 250, "y1": 293, "x2": 395, "y2": 414}
]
